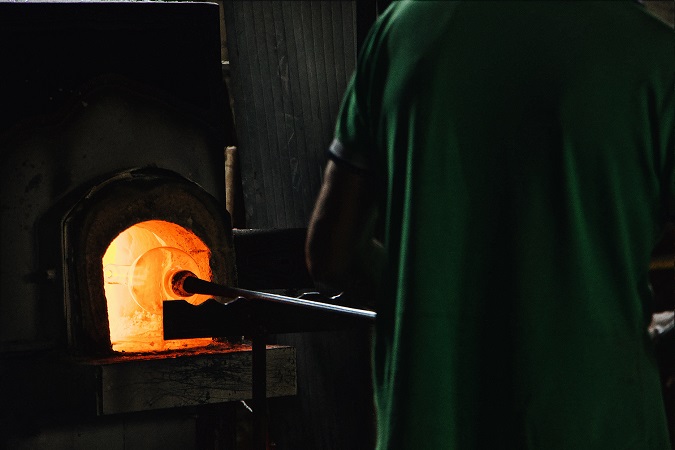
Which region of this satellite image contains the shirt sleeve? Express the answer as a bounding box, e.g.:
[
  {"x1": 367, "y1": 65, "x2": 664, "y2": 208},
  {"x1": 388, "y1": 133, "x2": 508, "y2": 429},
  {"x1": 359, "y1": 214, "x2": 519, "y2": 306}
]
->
[
  {"x1": 328, "y1": 138, "x2": 371, "y2": 171},
  {"x1": 329, "y1": 69, "x2": 375, "y2": 172},
  {"x1": 329, "y1": 6, "x2": 391, "y2": 173}
]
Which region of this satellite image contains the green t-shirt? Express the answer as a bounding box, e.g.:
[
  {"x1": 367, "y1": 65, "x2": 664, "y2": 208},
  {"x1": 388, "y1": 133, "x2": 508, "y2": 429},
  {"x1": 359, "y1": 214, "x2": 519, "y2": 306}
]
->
[{"x1": 332, "y1": 1, "x2": 674, "y2": 449}]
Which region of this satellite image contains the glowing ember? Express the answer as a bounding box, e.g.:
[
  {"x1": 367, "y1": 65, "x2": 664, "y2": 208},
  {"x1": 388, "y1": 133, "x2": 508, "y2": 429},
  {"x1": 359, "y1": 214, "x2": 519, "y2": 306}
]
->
[{"x1": 102, "y1": 220, "x2": 214, "y2": 352}]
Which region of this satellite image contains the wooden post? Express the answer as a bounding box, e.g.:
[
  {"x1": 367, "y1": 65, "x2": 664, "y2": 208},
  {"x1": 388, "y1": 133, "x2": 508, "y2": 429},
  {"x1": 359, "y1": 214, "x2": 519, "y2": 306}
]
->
[{"x1": 225, "y1": 145, "x2": 246, "y2": 228}]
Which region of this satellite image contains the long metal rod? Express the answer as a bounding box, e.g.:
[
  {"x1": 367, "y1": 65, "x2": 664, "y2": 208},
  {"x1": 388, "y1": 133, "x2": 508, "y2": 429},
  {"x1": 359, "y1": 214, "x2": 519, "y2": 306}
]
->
[{"x1": 179, "y1": 274, "x2": 377, "y2": 321}]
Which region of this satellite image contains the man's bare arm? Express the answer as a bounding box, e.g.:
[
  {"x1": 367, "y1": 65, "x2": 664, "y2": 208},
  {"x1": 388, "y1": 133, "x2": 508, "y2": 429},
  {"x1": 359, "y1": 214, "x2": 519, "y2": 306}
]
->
[{"x1": 306, "y1": 160, "x2": 384, "y2": 296}]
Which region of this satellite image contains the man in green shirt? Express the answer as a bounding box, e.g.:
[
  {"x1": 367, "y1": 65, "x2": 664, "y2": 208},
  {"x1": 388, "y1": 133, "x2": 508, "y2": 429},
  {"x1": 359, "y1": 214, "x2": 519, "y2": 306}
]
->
[{"x1": 306, "y1": 1, "x2": 673, "y2": 448}]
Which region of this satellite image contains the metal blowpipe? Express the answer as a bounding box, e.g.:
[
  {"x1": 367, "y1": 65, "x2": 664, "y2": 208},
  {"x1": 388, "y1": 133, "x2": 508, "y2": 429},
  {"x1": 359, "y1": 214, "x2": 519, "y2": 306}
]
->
[{"x1": 170, "y1": 270, "x2": 377, "y2": 321}]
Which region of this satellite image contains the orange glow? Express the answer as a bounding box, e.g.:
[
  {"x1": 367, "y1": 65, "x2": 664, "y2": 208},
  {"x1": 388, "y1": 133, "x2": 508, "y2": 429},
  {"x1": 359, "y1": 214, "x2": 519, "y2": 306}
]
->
[{"x1": 102, "y1": 220, "x2": 214, "y2": 352}]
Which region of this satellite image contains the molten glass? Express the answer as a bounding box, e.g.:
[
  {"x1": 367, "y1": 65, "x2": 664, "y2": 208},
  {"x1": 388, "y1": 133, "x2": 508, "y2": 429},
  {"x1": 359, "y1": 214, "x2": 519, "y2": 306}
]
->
[
  {"x1": 104, "y1": 246, "x2": 208, "y2": 314},
  {"x1": 102, "y1": 220, "x2": 214, "y2": 352}
]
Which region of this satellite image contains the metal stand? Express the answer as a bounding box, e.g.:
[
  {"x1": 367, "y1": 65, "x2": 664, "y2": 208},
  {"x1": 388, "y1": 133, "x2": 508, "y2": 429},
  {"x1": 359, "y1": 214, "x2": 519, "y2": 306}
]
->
[
  {"x1": 164, "y1": 276, "x2": 376, "y2": 450},
  {"x1": 252, "y1": 329, "x2": 268, "y2": 450}
]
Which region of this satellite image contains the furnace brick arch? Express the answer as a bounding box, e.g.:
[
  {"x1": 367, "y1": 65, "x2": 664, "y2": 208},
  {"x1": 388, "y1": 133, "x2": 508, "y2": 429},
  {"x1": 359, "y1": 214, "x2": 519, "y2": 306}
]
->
[{"x1": 63, "y1": 168, "x2": 237, "y2": 356}]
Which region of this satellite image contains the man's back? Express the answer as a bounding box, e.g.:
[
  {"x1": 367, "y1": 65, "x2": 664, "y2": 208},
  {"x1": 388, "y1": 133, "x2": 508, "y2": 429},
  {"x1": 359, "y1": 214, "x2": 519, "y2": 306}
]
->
[{"x1": 333, "y1": 1, "x2": 674, "y2": 448}]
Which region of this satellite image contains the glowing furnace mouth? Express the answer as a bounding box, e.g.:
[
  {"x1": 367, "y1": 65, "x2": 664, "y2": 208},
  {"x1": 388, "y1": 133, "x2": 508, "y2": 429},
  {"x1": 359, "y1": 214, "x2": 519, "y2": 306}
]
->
[{"x1": 102, "y1": 220, "x2": 213, "y2": 352}]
